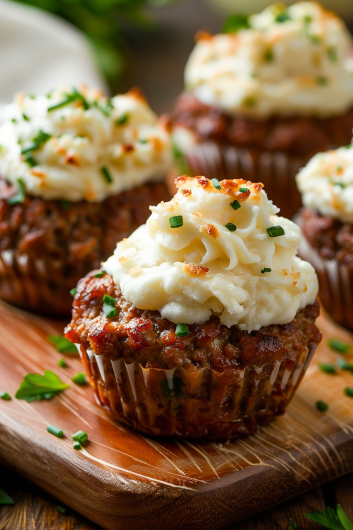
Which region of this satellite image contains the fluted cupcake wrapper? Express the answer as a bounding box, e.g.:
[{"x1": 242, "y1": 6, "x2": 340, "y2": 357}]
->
[
  {"x1": 299, "y1": 237, "x2": 353, "y2": 329},
  {"x1": 176, "y1": 141, "x2": 306, "y2": 220},
  {"x1": 0, "y1": 249, "x2": 74, "y2": 316},
  {"x1": 77, "y1": 341, "x2": 318, "y2": 440}
]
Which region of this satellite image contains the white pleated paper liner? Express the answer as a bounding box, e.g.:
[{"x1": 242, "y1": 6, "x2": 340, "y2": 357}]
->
[{"x1": 77, "y1": 340, "x2": 318, "y2": 441}]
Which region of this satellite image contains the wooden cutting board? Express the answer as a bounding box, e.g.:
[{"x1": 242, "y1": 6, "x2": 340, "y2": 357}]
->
[{"x1": 0, "y1": 300, "x2": 353, "y2": 530}]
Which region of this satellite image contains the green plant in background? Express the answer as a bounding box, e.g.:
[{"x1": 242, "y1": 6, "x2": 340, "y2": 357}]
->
[{"x1": 11, "y1": 0, "x2": 173, "y2": 89}]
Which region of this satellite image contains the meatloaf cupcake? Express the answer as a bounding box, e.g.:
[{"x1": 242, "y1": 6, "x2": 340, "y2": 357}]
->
[
  {"x1": 296, "y1": 143, "x2": 353, "y2": 329},
  {"x1": 171, "y1": 2, "x2": 353, "y2": 219},
  {"x1": 66, "y1": 175, "x2": 321, "y2": 440},
  {"x1": 0, "y1": 86, "x2": 172, "y2": 316}
]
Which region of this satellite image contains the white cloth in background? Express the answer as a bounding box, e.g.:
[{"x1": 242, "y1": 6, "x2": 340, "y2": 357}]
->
[{"x1": 0, "y1": 0, "x2": 107, "y2": 117}]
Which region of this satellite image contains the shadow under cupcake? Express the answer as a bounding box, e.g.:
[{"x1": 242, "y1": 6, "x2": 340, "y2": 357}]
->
[
  {"x1": 0, "y1": 86, "x2": 172, "y2": 316},
  {"x1": 171, "y1": 1, "x2": 353, "y2": 220},
  {"x1": 65, "y1": 175, "x2": 321, "y2": 440}
]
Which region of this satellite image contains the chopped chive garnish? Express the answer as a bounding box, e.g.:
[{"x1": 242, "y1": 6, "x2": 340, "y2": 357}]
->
[
  {"x1": 261, "y1": 268, "x2": 271, "y2": 273},
  {"x1": 337, "y1": 358, "x2": 353, "y2": 372},
  {"x1": 48, "y1": 90, "x2": 88, "y2": 112},
  {"x1": 47, "y1": 425, "x2": 64, "y2": 438},
  {"x1": 304, "y1": 14, "x2": 312, "y2": 23},
  {"x1": 24, "y1": 154, "x2": 37, "y2": 167},
  {"x1": 211, "y1": 178, "x2": 221, "y2": 190},
  {"x1": 71, "y1": 372, "x2": 87, "y2": 385},
  {"x1": 275, "y1": 11, "x2": 291, "y2": 23},
  {"x1": 103, "y1": 294, "x2": 117, "y2": 318},
  {"x1": 49, "y1": 336, "x2": 78, "y2": 353},
  {"x1": 327, "y1": 47, "x2": 337, "y2": 63},
  {"x1": 327, "y1": 338, "x2": 351, "y2": 354},
  {"x1": 169, "y1": 215, "x2": 183, "y2": 228},
  {"x1": 58, "y1": 358, "x2": 68, "y2": 368},
  {"x1": 318, "y1": 362, "x2": 337, "y2": 375},
  {"x1": 0, "y1": 487, "x2": 15, "y2": 505},
  {"x1": 70, "y1": 288, "x2": 77, "y2": 297},
  {"x1": 22, "y1": 113, "x2": 29, "y2": 121},
  {"x1": 11, "y1": 118, "x2": 17, "y2": 123},
  {"x1": 21, "y1": 144, "x2": 39, "y2": 155},
  {"x1": 225, "y1": 223, "x2": 237, "y2": 232},
  {"x1": 311, "y1": 35, "x2": 321, "y2": 44},
  {"x1": 264, "y1": 50, "x2": 274, "y2": 62},
  {"x1": 103, "y1": 294, "x2": 116, "y2": 305},
  {"x1": 60, "y1": 199, "x2": 71, "y2": 210},
  {"x1": 56, "y1": 505, "x2": 68, "y2": 514},
  {"x1": 334, "y1": 182, "x2": 345, "y2": 189},
  {"x1": 317, "y1": 76, "x2": 328, "y2": 86},
  {"x1": 230, "y1": 200, "x2": 241, "y2": 210},
  {"x1": 175, "y1": 324, "x2": 189, "y2": 337},
  {"x1": 116, "y1": 113, "x2": 129, "y2": 126},
  {"x1": 266, "y1": 225, "x2": 285, "y2": 238},
  {"x1": 94, "y1": 270, "x2": 106, "y2": 278},
  {"x1": 7, "y1": 178, "x2": 26, "y2": 205},
  {"x1": 0, "y1": 391, "x2": 11, "y2": 400},
  {"x1": 316, "y1": 400, "x2": 329, "y2": 412},
  {"x1": 139, "y1": 139, "x2": 148, "y2": 144},
  {"x1": 101, "y1": 166, "x2": 113, "y2": 184},
  {"x1": 344, "y1": 387, "x2": 353, "y2": 398},
  {"x1": 73, "y1": 441, "x2": 81, "y2": 450},
  {"x1": 33, "y1": 130, "x2": 52, "y2": 145},
  {"x1": 93, "y1": 100, "x2": 113, "y2": 117},
  {"x1": 72, "y1": 430, "x2": 88, "y2": 444},
  {"x1": 239, "y1": 187, "x2": 249, "y2": 193},
  {"x1": 222, "y1": 13, "x2": 250, "y2": 33},
  {"x1": 21, "y1": 130, "x2": 52, "y2": 154},
  {"x1": 244, "y1": 97, "x2": 256, "y2": 107}
]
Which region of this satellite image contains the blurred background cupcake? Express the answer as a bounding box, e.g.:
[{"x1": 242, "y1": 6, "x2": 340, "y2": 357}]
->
[
  {"x1": 66, "y1": 175, "x2": 321, "y2": 440},
  {"x1": 296, "y1": 142, "x2": 353, "y2": 329},
  {"x1": 171, "y1": 1, "x2": 353, "y2": 219},
  {"x1": 0, "y1": 86, "x2": 172, "y2": 316}
]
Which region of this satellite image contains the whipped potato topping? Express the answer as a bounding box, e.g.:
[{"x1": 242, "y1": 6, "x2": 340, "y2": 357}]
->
[
  {"x1": 105, "y1": 176, "x2": 318, "y2": 331},
  {"x1": 0, "y1": 87, "x2": 172, "y2": 202},
  {"x1": 296, "y1": 143, "x2": 353, "y2": 223},
  {"x1": 185, "y1": 2, "x2": 353, "y2": 118}
]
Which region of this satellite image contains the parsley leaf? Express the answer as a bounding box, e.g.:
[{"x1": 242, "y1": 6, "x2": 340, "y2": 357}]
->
[
  {"x1": 0, "y1": 487, "x2": 14, "y2": 505},
  {"x1": 15, "y1": 370, "x2": 70, "y2": 402},
  {"x1": 48, "y1": 335, "x2": 78, "y2": 353},
  {"x1": 305, "y1": 505, "x2": 353, "y2": 530}
]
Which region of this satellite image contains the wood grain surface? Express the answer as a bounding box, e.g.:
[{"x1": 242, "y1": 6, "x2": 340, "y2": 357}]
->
[
  {"x1": 6, "y1": 462, "x2": 353, "y2": 530},
  {"x1": 0, "y1": 300, "x2": 353, "y2": 530}
]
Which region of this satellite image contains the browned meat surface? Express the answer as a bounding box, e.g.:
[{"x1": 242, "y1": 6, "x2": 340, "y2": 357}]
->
[
  {"x1": 299, "y1": 207, "x2": 353, "y2": 263},
  {"x1": 0, "y1": 177, "x2": 170, "y2": 315},
  {"x1": 172, "y1": 92, "x2": 353, "y2": 157},
  {"x1": 66, "y1": 272, "x2": 322, "y2": 371}
]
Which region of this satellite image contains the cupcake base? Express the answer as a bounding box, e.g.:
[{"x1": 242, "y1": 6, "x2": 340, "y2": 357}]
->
[
  {"x1": 77, "y1": 341, "x2": 318, "y2": 440},
  {"x1": 296, "y1": 209, "x2": 353, "y2": 330},
  {"x1": 0, "y1": 178, "x2": 170, "y2": 316}
]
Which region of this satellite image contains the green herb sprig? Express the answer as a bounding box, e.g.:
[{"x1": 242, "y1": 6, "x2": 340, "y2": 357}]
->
[
  {"x1": 0, "y1": 487, "x2": 15, "y2": 506},
  {"x1": 7, "y1": 179, "x2": 26, "y2": 205},
  {"x1": 15, "y1": 370, "x2": 70, "y2": 402},
  {"x1": 49, "y1": 336, "x2": 78, "y2": 354}
]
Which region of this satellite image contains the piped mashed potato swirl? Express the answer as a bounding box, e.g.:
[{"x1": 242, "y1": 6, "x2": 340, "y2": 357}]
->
[
  {"x1": 185, "y1": 2, "x2": 353, "y2": 118},
  {"x1": 104, "y1": 176, "x2": 318, "y2": 331},
  {"x1": 0, "y1": 87, "x2": 172, "y2": 202},
  {"x1": 296, "y1": 143, "x2": 353, "y2": 223}
]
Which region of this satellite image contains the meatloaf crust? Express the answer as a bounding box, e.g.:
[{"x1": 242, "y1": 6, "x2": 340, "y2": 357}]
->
[
  {"x1": 65, "y1": 272, "x2": 321, "y2": 440},
  {"x1": 172, "y1": 93, "x2": 353, "y2": 157},
  {"x1": 0, "y1": 177, "x2": 170, "y2": 316},
  {"x1": 297, "y1": 207, "x2": 353, "y2": 329}
]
